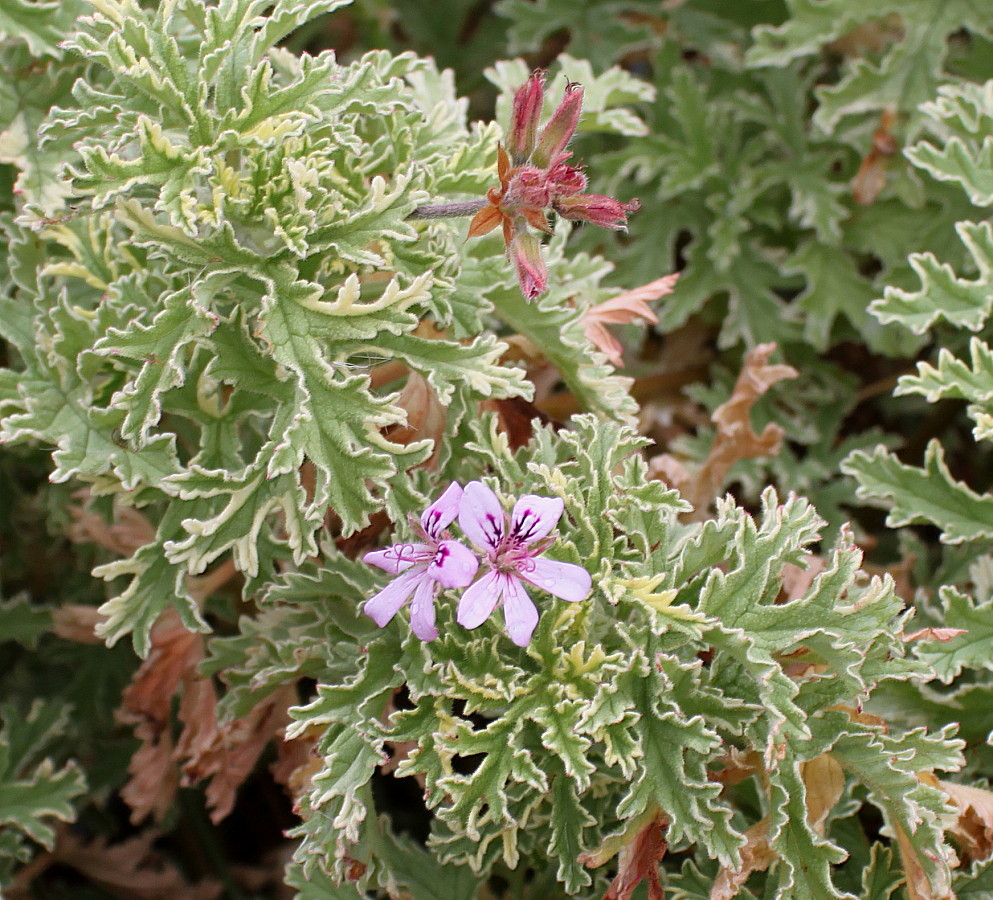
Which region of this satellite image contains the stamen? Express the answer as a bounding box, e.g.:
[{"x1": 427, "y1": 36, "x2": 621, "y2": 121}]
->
[{"x1": 391, "y1": 542, "x2": 418, "y2": 563}]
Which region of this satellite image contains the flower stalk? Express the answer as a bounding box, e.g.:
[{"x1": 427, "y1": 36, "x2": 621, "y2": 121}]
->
[{"x1": 408, "y1": 200, "x2": 489, "y2": 220}]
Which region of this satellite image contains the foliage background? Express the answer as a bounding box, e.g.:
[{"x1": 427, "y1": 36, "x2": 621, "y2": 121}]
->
[{"x1": 2, "y1": 0, "x2": 993, "y2": 898}]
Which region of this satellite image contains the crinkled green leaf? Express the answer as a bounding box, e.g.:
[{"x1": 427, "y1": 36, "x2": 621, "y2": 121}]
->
[
  {"x1": 93, "y1": 282, "x2": 218, "y2": 444},
  {"x1": 956, "y1": 855, "x2": 993, "y2": 896},
  {"x1": 495, "y1": 0, "x2": 653, "y2": 70},
  {"x1": 897, "y1": 337, "x2": 993, "y2": 406},
  {"x1": 0, "y1": 595, "x2": 51, "y2": 649},
  {"x1": 905, "y1": 81, "x2": 993, "y2": 207},
  {"x1": 870, "y1": 221, "x2": 993, "y2": 335},
  {"x1": 0, "y1": 702, "x2": 86, "y2": 853},
  {"x1": 843, "y1": 441, "x2": 993, "y2": 545},
  {"x1": 915, "y1": 586, "x2": 993, "y2": 684},
  {"x1": 749, "y1": 0, "x2": 993, "y2": 134},
  {"x1": 768, "y1": 751, "x2": 851, "y2": 899},
  {"x1": 832, "y1": 723, "x2": 962, "y2": 898}
]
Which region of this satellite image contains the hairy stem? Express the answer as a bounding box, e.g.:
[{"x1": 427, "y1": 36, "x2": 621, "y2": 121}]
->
[{"x1": 408, "y1": 199, "x2": 488, "y2": 220}]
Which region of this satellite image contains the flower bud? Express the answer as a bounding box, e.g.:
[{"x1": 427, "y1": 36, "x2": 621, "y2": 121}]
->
[
  {"x1": 532, "y1": 81, "x2": 583, "y2": 169},
  {"x1": 554, "y1": 194, "x2": 640, "y2": 230},
  {"x1": 507, "y1": 70, "x2": 545, "y2": 166},
  {"x1": 510, "y1": 230, "x2": 548, "y2": 299}
]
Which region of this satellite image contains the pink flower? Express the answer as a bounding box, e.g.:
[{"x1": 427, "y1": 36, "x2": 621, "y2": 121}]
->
[
  {"x1": 363, "y1": 483, "x2": 479, "y2": 641},
  {"x1": 467, "y1": 71, "x2": 640, "y2": 300},
  {"x1": 455, "y1": 481, "x2": 592, "y2": 646}
]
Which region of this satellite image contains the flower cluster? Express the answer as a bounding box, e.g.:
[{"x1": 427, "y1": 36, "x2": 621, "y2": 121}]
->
[
  {"x1": 363, "y1": 481, "x2": 592, "y2": 646},
  {"x1": 466, "y1": 70, "x2": 641, "y2": 299}
]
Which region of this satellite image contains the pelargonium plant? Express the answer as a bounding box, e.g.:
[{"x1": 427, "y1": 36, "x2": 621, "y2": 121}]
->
[{"x1": 3, "y1": 1, "x2": 993, "y2": 899}]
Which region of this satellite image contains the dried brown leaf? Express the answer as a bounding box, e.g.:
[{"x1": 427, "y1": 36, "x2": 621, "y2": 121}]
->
[
  {"x1": 67, "y1": 494, "x2": 156, "y2": 556},
  {"x1": 710, "y1": 748, "x2": 763, "y2": 787},
  {"x1": 119, "y1": 609, "x2": 201, "y2": 727},
  {"x1": 120, "y1": 721, "x2": 181, "y2": 825},
  {"x1": 579, "y1": 810, "x2": 669, "y2": 900},
  {"x1": 50, "y1": 831, "x2": 221, "y2": 900},
  {"x1": 651, "y1": 342, "x2": 797, "y2": 519},
  {"x1": 940, "y1": 779, "x2": 993, "y2": 864},
  {"x1": 184, "y1": 685, "x2": 294, "y2": 823},
  {"x1": 51, "y1": 604, "x2": 107, "y2": 643},
  {"x1": 117, "y1": 610, "x2": 204, "y2": 824},
  {"x1": 386, "y1": 371, "x2": 447, "y2": 466},
  {"x1": 119, "y1": 614, "x2": 294, "y2": 825},
  {"x1": 903, "y1": 627, "x2": 968, "y2": 643},
  {"x1": 481, "y1": 396, "x2": 557, "y2": 450},
  {"x1": 802, "y1": 754, "x2": 845, "y2": 835},
  {"x1": 710, "y1": 819, "x2": 774, "y2": 900},
  {"x1": 852, "y1": 108, "x2": 899, "y2": 206},
  {"x1": 826, "y1": 15, "x2": 904, "y2": 57},
  {"x1": 272, "y1": 723, "x2": 321, "y2": 796},
  {"x1": 893, "y1": 817, "x2": 955, "y2": 900}
]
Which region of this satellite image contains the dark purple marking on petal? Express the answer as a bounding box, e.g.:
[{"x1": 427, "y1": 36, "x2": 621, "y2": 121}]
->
[
  {"x1": 429, "y1": 540, "x2": 479, "y2": 589},
  {"x1": 459, "y1": 481, "x2": 507, "y2": 552},
  {"x1": 420, "y1": 482, "x2": 464, "y2": 539},
  {"x1": 509, "y1": 495, "x2": 563, "y2": 546}
]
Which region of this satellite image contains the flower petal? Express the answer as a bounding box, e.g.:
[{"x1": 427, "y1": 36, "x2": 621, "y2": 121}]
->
[
  {"x1": 408, "y1": 576, "x2": 439, "y2": 642},
  {"x1": 510, "y1": 494, "x2": 564, "y2": 545},
  {"x1": 429, "y1": 540, "x2": 479, "y2": 589},
  {"x1": 363, "y1": 542, "x2": 429, "y2": 574},
  {"x1": 420, "y1": 482, "x2": 464, "y2": 539},
  {"x1": 456, "y1": 569, "x2": 503, "y2": 630},
  {"x1": 502, "y1": 575, "x2": 540, "y2": 647},
  {"x1": 521, "y1": 556, "x2": 591, "y2": 603},
  {"x1": 363, "y1": 567, "x2": 425, "y2": 627},
  {"x1": 459, "y1": 481, "x2": 506, "y2": 552}
]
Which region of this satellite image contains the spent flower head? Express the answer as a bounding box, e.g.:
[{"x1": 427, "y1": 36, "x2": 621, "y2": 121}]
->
[
  {"x1": 467, "y1": 70, "x2": 640, "y2": 300},
  {"x1": 362, "y1": 483, "x2": 478, "y2": 641},
  {"x1": 456, "y1": 480, "x2": 592, "y2": 646}
]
